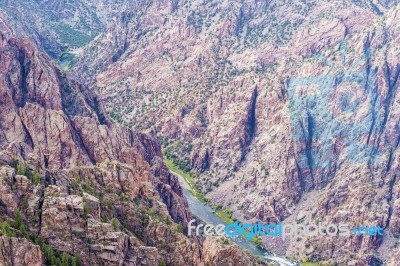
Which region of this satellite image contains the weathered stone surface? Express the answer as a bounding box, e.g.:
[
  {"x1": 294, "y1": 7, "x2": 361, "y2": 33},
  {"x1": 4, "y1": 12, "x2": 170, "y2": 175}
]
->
[
  {"x1": 65, "y1": 1, "x2": 400, "y2": 264},
  {"x1": 3, "y1": 0, "x2": 400, "y2": 264},
  {"x1": 0, "y1": 236, "x2": 43, "y2": 266},
  {"x1": 0, "y1": 10, "x2": 265, "y2": 266},
  {"x1": 202, "y1": 237, "x2": 267, "y2": 266}
]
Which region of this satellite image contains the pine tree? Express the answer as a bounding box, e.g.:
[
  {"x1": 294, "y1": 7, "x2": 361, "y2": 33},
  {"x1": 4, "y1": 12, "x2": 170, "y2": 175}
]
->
[
  {"x1": 17, "y1": 162, "x2": 23, "y2": 175},
  {"x1": 13, "y1": 209, "x2": 23, "y2": 229},
  {"x1": 111, "y1": 218, "x2": 119, "y2": 231},
  {"x1": 83, "y1": 202, "x2": 89, "y2": 220},
  {"x1": 61, "y1": 252, "x2": 69, "y2": 266},
  {"x1": 32, "y1": 170, "x2": 41, "y2": 185},
  {"x1": 74, "y1": 254, "x2": 82, "y2": 266}
]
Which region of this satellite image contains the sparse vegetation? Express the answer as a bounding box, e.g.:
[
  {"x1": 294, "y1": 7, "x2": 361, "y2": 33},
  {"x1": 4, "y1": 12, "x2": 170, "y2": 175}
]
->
[
  {"x1": 0, "y1": 209, "x2": 82, "y2": 266},
  {"x1": 53, "y1": 22, "x2": 95, "y2": 47},
  {"x1": 17, "y1": 162, "x2": 31, "y2": 177},
  {"x1": 301, "y1": 262, "x2": 323, "y2": 266},
  {"x1": 111, "y1": 218, "x2": 119, "y2": 231},
  {"x1": 162, "y1": 140, "x2": 193, "y2": 173},
  {"x1": 215, "y1": 208, "x2": 234, "y2": 224},
  {"x1": 32, "y1": 170, "x2": 41, "y2": 185},
  {"x1": 158, "y1": 259, "x2": 167, "y2": 266},
  {"x1": 1, "y1": 221, "x2": 15, "y2": 237},
  {"x1": 59, "y1": 52, "x2": 77, "y2": 70},
  {"x1": 83, "y1": 202, "x2": 89, "y2": 220},
  {"x1": 164, "y1": 158, "x2": 209, "y2": 203},
  {"x1": 82, "y1": 181, "x2": 92, "y2": 194},
  {"x1": 176, "y1": 224, "x2": 183, "y2": 234},
  {"x1": 221, "y1": 237, "x2": 229, "y2": 245}
]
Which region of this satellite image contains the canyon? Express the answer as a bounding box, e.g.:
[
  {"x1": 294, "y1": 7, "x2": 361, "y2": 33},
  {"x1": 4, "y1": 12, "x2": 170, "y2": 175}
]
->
[
  {"x1": 0, "y1": 7, "x2": 265, "y2": 266},
  {"x1": 1, "y1": 0, "x2": 400, "y2": 265}
]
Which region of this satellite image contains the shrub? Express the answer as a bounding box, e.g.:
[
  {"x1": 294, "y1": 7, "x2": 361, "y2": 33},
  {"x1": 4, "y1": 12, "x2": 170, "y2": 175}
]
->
[
  {"x1": 32, "y1": 170, "x2": 41, "y2": 185},
  {"x1": 111, "y1": 218, "x2": 119, "y2": 231},
  {"x1": 61, "y1": 252, "x2": 69, "y2": 266},
  {"x1": 1, "y1": 221, "x2": 15, "y2": 237},
  {"x1": 73, "y1": 254, "x2": 82, "y2": 266},
  {"x1": 119, "y1": 193, "x2": 129, "y2": 202},
  {"x1": 83, "y1": 202, "x2": 89, "y2": 220},
  {"x1": 176, "y1": 224, "x2": 183, "y2": 234},
  {"x1": 13, "y1": 209, "x2": 23, "y2": 229},
  {"x1": 82, "y1": 181, "x2": 92, "y2": 194},
  {"x1": 103, "y1": 198, "x2": 113, "y2": 209},
  {"x1": 17, "y1": 162, "x2": 31, "y2": 177},
  {"x1": 3, "y1": 207, "x2": 82, "y2": 266},
  {"x1": 70, "y1": 179, "x2": 79, "y2": 190}
]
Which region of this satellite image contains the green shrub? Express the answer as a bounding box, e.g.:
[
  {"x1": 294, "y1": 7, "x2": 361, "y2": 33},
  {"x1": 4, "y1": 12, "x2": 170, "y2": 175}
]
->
[
  {"x1": 83, "y1": 202, "x2": 89, "y2": 220},
  {"x1": 53, "y1": 22, "x2": 94, "y2": 47},
  {"x1": 103, "y1": 198, "x2": 113, "y2": 209},
  {"x1": 176, "y1": 224, "x2": 183, "y2": 234},
  {"x1": 119, "y1": 193, "x2": 129, "y2": 202},
  {"x1": 17, "y1": 162, "x2": 31, "y2": 177},
  {"x1": 111, "y1": 218, "x2": 119, "y2": 231},
  {"x1": 1, "y1": 221, "x2": 15, "y2": 237},
  {"x1": 73, "y1": 255, "x2": 82, "y2": 266},
  {"x1": 13, "y1": 209, "x2": 23, "y2": 229},
  {"x1": 158, "y1": 259, "x2": 167, "y2": 266},
  {"x1": 61, "y1": 252, "x2": 69, "y2": 266},
  {"x1": 3, "y1": 207, "x2": 82, "y2": 266},
  {"x1": 82, "y1": 181, "x2": 92, "y2": 194},
  {"x1": 32, "y1": 170, "x2": 41, "y2": 185},
  {"x1": 70, "y1": 179, "x2": 79, "y2": 190}
]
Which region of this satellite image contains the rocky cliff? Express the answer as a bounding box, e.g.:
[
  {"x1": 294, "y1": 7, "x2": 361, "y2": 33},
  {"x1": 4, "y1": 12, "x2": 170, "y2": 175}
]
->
[
  {"x1": 65, "y1": 0, "x2": 399, "y2": 264},
  {"x1": 0, "y1": 10, "x2": 265, "y2": 266},
  {"x1": 2, "y1": 0, "x2": 400, "y2": 265}
]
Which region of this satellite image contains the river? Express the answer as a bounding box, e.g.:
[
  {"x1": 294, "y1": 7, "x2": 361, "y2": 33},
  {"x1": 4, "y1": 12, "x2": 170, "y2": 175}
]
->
[{"x1": 173, "y1": 172, "x2": 299, "y2": 266}]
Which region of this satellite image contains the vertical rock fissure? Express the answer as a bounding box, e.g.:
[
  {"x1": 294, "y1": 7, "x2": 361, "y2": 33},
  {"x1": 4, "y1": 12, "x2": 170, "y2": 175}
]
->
[
  {"x1": 8, "y1": 237, "x2": 15, "y2": 266},
  {"x1": 298, "y1": 111, "x2": 315, "y2": 190},
  {"x1": 18, "y1": 111, "x2": 34, "y2": 151},
  {"x1": 380, "y1": 61, "x2": 400, "y2": 134},
  {"x1": 385, "y1": 173, "x2": 398, "y2": 229},
  {"x1": 37, "y1": 190, "x2": 45, "y2": 235},
  {"x1": 295, "y1": 160, "x2": 306, "y2": 193},
  {"x1": 240, "y1": 87, "x2": 258, "y2": 161},
  {"x1": 248, "y1": 87, "x2": 258, "y2": 142},
  {"x1": 16, "y1": 49, "x2": 30, "y2": 108},
  {"x1": 365, "y1": 60, "x2": 379, "y2": 145},
  {"x1": 68, "y1": 120, "x2": 97, "y2": 165}
]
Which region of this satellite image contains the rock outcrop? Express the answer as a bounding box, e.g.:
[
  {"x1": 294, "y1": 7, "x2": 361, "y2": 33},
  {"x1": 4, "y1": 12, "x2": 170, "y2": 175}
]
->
[
  {"x1": 202, "y1": 237, "x2": 267, "y2": 266},
  {"x1": 0, "y1": 236, "x2": 43, "y2": 266},
  {"x1": 64, "y1": 0, "x2": 400, "y2": 264},
  {"x1": 2, "y1": 0, "x2": 400, "y2": 264},
  {"x1": 0, "y1": 10, "x2": 265, "y2": 266}
]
